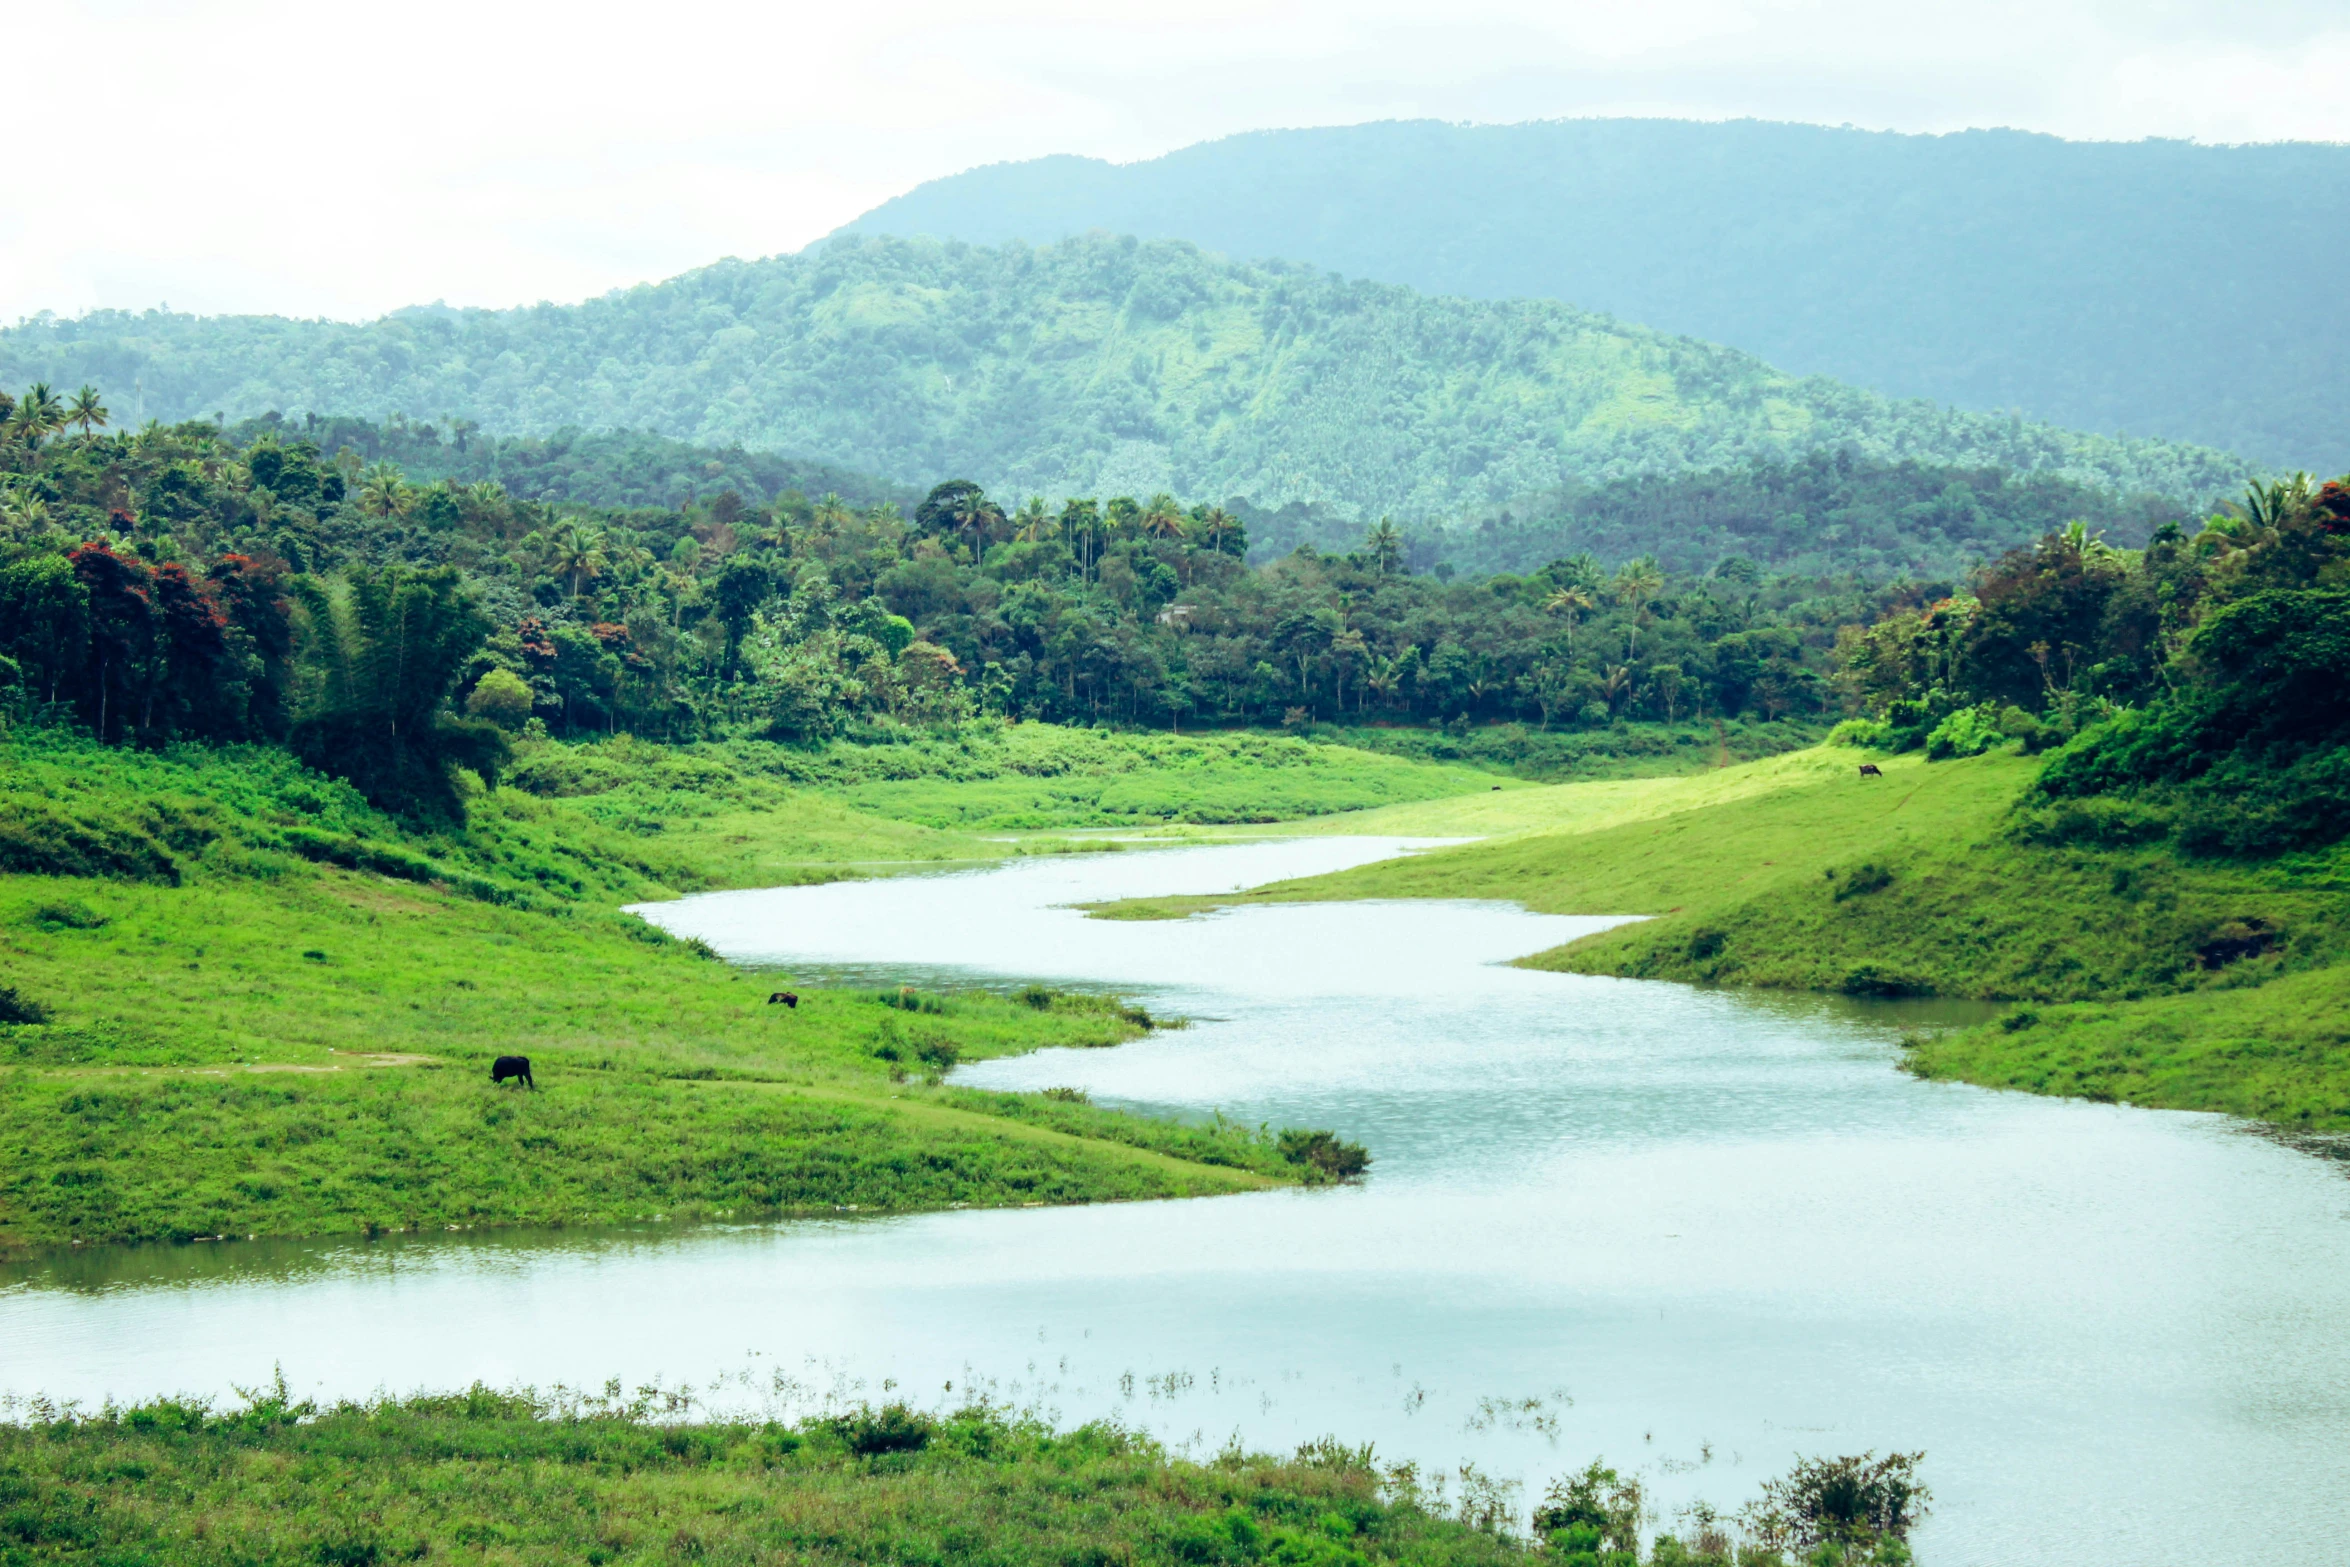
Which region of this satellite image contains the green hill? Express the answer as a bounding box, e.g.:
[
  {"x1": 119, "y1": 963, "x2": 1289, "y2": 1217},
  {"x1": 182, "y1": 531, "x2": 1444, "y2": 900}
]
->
[
  {"x1": 842, "y1": 118, "x2": 2350, "y2": 472},
  {"x1": 1, "y1": 234, "x2": 2247, "y2": 525}
]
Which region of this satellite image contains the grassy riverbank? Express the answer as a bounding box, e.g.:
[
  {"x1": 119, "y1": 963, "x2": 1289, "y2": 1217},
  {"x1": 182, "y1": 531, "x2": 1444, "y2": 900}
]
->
[
  {"x1": 1096, "y1": 744, "x2": 2350, "y2": 1133},
  {"x1": 0, "y1": 728, "x2": 1368, "y2": 1254},
  {"x1": 0, "y1": 1385, "x2": 1922, "y2": 1567}
]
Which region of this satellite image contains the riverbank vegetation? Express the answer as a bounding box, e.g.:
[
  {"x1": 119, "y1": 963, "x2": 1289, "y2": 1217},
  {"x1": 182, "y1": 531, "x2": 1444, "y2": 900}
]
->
[
  {"x1": 0, "y1": 1382, "x2": 1928, "y2": 1567},
  {"x1": 0, "y1": 727, "x2": 1384, "y2": 1254},
  {"x1": 1146, "y1": 479, "x2": 2350, "y2": 1132}
]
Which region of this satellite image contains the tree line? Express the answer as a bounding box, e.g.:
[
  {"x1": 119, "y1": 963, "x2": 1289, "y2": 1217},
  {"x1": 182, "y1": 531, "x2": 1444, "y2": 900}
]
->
[
  {"x1": 1833, "y1": 472, "x2": 2350, "y2": 854},
  {"x1": 0, "y1": 381, "x2": 2090, "y2": 819}
]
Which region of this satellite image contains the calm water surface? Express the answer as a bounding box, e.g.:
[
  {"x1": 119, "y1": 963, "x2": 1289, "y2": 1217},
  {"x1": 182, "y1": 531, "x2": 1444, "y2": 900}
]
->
[{"x1": 6, "y1": 838, "x2": 2347, "y2": 1566}]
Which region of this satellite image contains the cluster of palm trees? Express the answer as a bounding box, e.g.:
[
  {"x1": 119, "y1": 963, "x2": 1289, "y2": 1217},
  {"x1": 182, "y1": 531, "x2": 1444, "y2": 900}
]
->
[
  {"x1": 1, "y1": 384, "x2": 110, "y2": 533},
  {"x1": 4, "y1": 383, "x2": 107, "y2": 455},
  {"x1": 931, "y1": 484, "x2": 1245, "y2": 568}
]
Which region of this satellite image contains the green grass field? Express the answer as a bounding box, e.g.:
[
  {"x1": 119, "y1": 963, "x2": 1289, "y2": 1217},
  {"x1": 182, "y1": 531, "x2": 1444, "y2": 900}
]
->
[
  {"x1": 0, "y1": 1383, "x2": 1914, "y2": 1567},
  {"x1": 0, "y1": 1390, "x2": 1530, "y2": 1567},
  {"x1": 0, "y1": 729, "x2": 1353, "y2": 1254}
]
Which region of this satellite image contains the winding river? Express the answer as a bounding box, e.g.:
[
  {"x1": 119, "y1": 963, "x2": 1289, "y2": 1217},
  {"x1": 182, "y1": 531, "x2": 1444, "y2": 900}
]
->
[{"x1": 5, "y1": 838, "x2": 2347, "y2": 1565}]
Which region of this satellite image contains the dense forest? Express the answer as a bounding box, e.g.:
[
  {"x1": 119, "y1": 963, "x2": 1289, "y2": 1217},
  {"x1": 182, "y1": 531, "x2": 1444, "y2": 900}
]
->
[
  {"x1": 1836, "y1": 473, "x2": 2350, "y2": 854},
  {"x1": 1429, "y1": 451, "x2": 2172, "y2": 581},
  {"x1": 0, "y1": 386, "x2": 1898, "y2": 818},
  {"x1": 0, "y1": 235, "x2": 2247, "y2": 526},
  {"x1": 844, "y1": 118, "x2": 2350, "y2": 471}
]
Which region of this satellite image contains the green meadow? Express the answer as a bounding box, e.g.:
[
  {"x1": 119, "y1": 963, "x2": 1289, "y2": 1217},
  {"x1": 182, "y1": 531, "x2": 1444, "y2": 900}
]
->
[
  {"x1": 0, "y1": 1382, "x2": 1923, "y2": 1567},
  {"x1": 3, "y1": 725, "x2": 1449, "y2": 1254}
]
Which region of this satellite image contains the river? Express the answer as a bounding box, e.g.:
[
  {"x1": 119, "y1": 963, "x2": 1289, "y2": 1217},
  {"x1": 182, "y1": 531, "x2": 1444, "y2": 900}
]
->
[{"x1": 5, "y1": 838, "x2": 2346, "y2": 1565}]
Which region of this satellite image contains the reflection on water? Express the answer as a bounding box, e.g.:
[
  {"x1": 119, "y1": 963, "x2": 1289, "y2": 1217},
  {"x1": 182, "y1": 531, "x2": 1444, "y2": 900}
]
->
[{"x1": 6, "y1": 839, "x2": 2347, "y2": 1567}]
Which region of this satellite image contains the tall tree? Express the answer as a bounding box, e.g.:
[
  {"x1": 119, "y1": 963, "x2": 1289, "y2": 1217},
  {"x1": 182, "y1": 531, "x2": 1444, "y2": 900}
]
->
[
  {"x1": 65, "y1": 385, "x2": 108, "y2": 438},
  {"x1": 288, "y1": 566, "x2": 506, "y2": 821}
]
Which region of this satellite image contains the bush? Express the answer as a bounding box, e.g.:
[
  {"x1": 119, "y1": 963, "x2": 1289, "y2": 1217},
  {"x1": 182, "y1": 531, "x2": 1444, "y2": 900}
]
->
[
  {"x1": 1826, "y1": 718, "x2": 1891, "y2": 749},
  {"x1": 1924, "y1": 704, "x2": 2005, "y2": 760},
  {"x1": 1839, "y1": 963, "x2": 1926, "y2": 998},
  {"x1": 0, "y1": 984, "x2": 51, "y2": 1025},
  {"x1": 1830, "y1": 863, "x2": 1893, "y2": 901},
  {"x1": 821, "y1": 1403, "x2": 935, "y2": 1457},
  {"x1": 2008, "y1": 795, "x2": 2173, "y2": 848},
  {"x1": 1741, "y1": 1451, "x2": 1930, "y2": 1554},
  {"x1": 0, "y1": 803, "x2": 180, "y2": 883},
  {"x1": 1277, "y1": 1129, "x2": 1371, "y2": 1181}
]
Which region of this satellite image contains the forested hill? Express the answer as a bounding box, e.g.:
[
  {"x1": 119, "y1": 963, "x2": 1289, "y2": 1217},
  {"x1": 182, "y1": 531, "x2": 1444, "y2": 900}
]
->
[
  {"x1": 0, "y1": 235, "x2": 2246, "y2": 524},
  {"x1": 838, "y1": 119, "x2": 2350, "y2": 473}
]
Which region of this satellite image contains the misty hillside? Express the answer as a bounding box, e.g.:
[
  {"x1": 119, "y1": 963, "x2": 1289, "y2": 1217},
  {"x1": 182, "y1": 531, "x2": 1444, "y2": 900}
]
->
[
  {"x1": 0, "y1": 234, "x2": 2246, "y2": 523},
  {"x1": 839, "y1": 118, "x2": 2350, "y2": 473}
]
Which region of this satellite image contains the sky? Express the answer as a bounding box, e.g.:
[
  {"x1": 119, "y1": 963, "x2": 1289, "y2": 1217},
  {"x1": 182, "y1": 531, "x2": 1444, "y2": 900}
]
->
[{"x1": 6, "y1": 0, "x2": 2347, "y2": 325}]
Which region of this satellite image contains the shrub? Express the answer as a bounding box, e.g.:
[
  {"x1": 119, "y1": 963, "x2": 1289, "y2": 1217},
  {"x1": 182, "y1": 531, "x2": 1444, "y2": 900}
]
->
[
  {"x1": 2008, "y1": 796, "x2": 2173, "y2": 848},
  {"x1": 28, "y1": 901, "x2": 107, "y2": 931},
  {"x1": 1826, "y1": 718, "x2": 1892, "y2": 749},
  {"x1": 1839, "y1": 964, "x2": 1926, "y2": 998},
  {"x1": 1924, "y1": 704, "x2": 2005, "y2": 760},
  {"x1": 1740, "y1": 1451, "x2": 1930, "y2": 1554},
  {"x1": 0, "y1": 804, "x2": 179, "y2": 883},
  {"x1": 0, "y1": 984, "x2": 51, "y2": 1025},
  {"x1": 1277, "y1": 1129, "x2": 1371, "y2": 1181},
  {"x1": 821, "y1": 1403, "x2": 935, "y2": 1457},
  {"x1": 1831, "y1": 863, "x2": 1893, "y2": 901}
]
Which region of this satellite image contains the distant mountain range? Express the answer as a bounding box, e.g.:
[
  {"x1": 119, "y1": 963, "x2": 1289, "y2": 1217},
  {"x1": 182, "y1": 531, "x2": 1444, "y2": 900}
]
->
[
  {"x1": 0, "y1": 234, "x2": 2249, "y2": 528},
  {"x1": 839, "y1": 118, "x2": 2350, "y2": 474}
]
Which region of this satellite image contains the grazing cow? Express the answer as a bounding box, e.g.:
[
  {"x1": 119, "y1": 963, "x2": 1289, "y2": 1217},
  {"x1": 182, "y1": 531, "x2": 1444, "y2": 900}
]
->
[
  {"x1": 1858, "y1": 764, "x2": 1884, "y2": 777},
  {"x1": 768, "y1": 991, "x2": 799, "y2": 1008},
  {"x1": 490, "y1": 1054, "x2": 534, "y2": 1089}
]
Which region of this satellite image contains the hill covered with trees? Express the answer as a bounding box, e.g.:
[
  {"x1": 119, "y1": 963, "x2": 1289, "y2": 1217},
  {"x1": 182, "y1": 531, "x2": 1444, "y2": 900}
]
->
[
  {"x1": 840, "y1": 118, "x2": 2350, "y2": 473},
  {"x1": 0, "y1": 235, "x2": 2247, "y2": 528}
]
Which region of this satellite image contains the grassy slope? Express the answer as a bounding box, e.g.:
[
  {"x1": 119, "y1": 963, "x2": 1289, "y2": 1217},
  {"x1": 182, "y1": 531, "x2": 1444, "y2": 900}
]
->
[
  {"x1": 1103, "y1": 745, "x2": 2350, "y2": 1132},
  {"x1": 0, "y1": 732, "x2": 1325, "y2": 1254},
  {"x1": 0, "y1": 1393, "x2": 1526, "y2": 1567}
]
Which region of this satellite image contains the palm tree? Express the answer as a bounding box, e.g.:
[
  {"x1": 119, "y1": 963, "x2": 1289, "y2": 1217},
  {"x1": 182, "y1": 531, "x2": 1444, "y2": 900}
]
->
[
  {"x1": 65, "y1": 386, "x2": 108, "y2": 438},
  {"x1": 355, "y1": 461, "x2": 413, "y2": 523},
  {"x1": 2238, "y1": 474, "x2": 2313, "y2": 530},
  {"x1": 1141, "y1": 493, "x2": 1188, "y2": 541},
  {"x1": 1600, "y1": 663, "x2": 1636, "y2": 715},
  {"x1": 9, "y1": 383, "x2": 64, "y2": 453},
  {"x1": 546, "y1": 521, "x2": 609, "y2": 597},
  {"x1": 0, "y1": 491, "x2": 51, "y2": 534},
  {"x1": 1364, "y1": 646, "x2": 1419, "y2": 713},
  {"x1": 1012, "y1": 497, "x2": 1052, "y2": 542},
  {"x1": 1364, "y1": 518, "x2": 1404, "y2": 575},
  {"x1": 1612, "y1": 558, "x2": 1665, "y2": 615},
  {"x1": 952, "y1": 492, "x2": 1005, "y2": 554},
  {"x1": 1197, "y1": 507, "x2": 1243, "y2": 556},
  {"x1": 1542, "y1": 582, "x2": 1596, "y2": 659}
]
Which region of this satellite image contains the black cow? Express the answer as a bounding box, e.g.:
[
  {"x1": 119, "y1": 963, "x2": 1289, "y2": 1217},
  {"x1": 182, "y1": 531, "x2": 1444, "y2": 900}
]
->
[
  {"x1": 768, "y1": 991, "x2": 799, "y2": 1008},
  {"x1": 1858, "y1": 764, "x2": 1884, "y2": 777},
  {"x1": 490, "y1": 1054, "x2": 534, "y2": 1089}
]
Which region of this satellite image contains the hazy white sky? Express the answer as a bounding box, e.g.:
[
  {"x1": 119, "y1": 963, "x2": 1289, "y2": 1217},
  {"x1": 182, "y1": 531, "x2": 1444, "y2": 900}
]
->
[{"x1": 6, "y1": 0, "x2": 2346, "y2": 324}]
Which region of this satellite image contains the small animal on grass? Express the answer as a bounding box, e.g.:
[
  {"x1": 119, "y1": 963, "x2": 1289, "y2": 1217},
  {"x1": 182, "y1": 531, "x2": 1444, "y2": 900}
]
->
[
  {"x1": 489, "y1": 1054, "x2": 534, "y2": 1089},
  {"x1": 1858, "y1": 763, "x2": 1884, "y2": 777},
  {"x1": 768, "y1": 991, "x2": 799, "y2": 1008}
]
